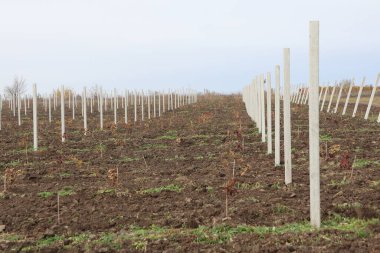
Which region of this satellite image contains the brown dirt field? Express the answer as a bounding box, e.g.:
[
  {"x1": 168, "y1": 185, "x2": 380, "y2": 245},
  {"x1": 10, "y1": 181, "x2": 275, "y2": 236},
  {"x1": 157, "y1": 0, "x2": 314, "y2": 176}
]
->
[{"x1": 0, "y1": 94, "x2": 379, "y2": 252}]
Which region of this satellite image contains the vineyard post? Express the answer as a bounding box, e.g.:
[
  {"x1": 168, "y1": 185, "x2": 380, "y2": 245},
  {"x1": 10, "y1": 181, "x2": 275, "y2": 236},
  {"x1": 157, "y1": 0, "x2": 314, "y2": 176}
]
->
[
  {"x1": 275, "y1": 65, "x2": 281, "y2": 166},
  {"x1": 162, "y1": 91, "x2": 165, "y2": 113},
  {"x1": 33, "y1": 84, "x2": 38, "y2": 151},
  {"x1": 333, "y1": 82, "x2": 343, "y2": 113},
  {"x1": 0, "y1": 96, "x2": 2, "y2": 130},
  {"x1": 284, "y1": 48, "x2": 292, "y2": 185},
  {"x1": 141, "y1": 91, "x2": 144, "y2": 121},
  {"x1": 319, "y1": 86, "x2": 324, "y2": 101},
  {"x1": 320, "y1": 85, "x2": 328, "y2": 111},
  {"x1": 148, "y1": 92, "x2": 151, "y2": 119},
  {"x1": 154, "y1": 91, "x2": 156, "y2": 118},
  {"x1": 260, "y1": 74, "x2": 266, "y2": 143},
  {"x1": 309, "y1": 20, "x2": 321, "y2": 228},
  {"x1": 267, "y1": 72, "x2": 272, "y2": 154},
  {"x1": 134, "y1": 91, "x2": 137, "y2": 123},
  {"x1": 49, "y1": 94, "x2": 52, "y2": 123},
  {"x1": 84, "y1": 87, "x2": 87, "y2": 134},
  {"x1": 17, "y1": 93, "x2": 21, "y2": 126},
  {"x1": 61, "y1": 85, "x2": 65, "y2": 142},
  {"x1": 365, "y1": 73, "x2": 380, "y2": 120},
  {"x1": 24, "y1": 96, "x2": 27, "y2": 115},
  {"x1": 114, "y1": 89, "x2": 117, "y2": 125},
  {"x1": 72, "y1": 92, "x2": 75, "y2": 120},
  {"x1": 100, "y1": 88, "x2": 103, "y2": 129},
  {"x1": 125, "y1": 90, "x2": 128, "y2": 124},
  {"x1": 158, "y1": 91, "x2": 161, "y2": 117},
  {"x1": 326, "y1": 83, "x2": 336, "y2": 113},
  {"x1": 342, "y1": 79, "x2": 354, "y2": 115},
  {"x1": 256, "y1": 76, "x2": 262, "y2": 133},
  {"x1": 352, "y1": 77, "x2": 366, "y2": 117}
]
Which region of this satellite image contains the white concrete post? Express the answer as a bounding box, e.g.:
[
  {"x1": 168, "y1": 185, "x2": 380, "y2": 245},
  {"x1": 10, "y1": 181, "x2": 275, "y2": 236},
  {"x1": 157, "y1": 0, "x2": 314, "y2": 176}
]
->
[
  {"x1": 83, "y1": 87, "x2": 87, "y2": 134},
  {"x1": 49, "y1": 94, "x2": 52, "y2": 123},
  {"x1": 256, "y1": 77, "x2": 262, "y2": 133},
  {"x1": 162, "y1": 92, "x2": 165, "y2": 113},
  {"x1": 33, "y1": 84, "x2": 38, "y2": 151},
  {"x1": 100, "y1": 89, "x2": 103, "y2": 129},
  {"x1": 148, "y1": 92, "x2": 151, "y2": 119},
  {"x1": 61, "y1": 85, "x2": 65, "y2": 142},
  {"x1": 334, "y1": 83, "x2": 344, "y2": 113},
  {"x1": 72, "y1": 93, "x2": 75, "y2": 120},
  {"x1": 319, "y1": 86, "x2": 324, "y2": 102},
  {"x1": 114, "y1": 89, "x2": 117, "y2": 125},
  {"x1": 125, "y1": 90, "x2": 128, "y2": 124},
  {"x1": 24, "y1": 96, "x2": 27, "y2": 115},
  {"x1": 275, "y1": 65, "x2": 281, "y2": 166},
  {"x1": 260, "y1": 74, "x2": 266, "y2": 142},
  {"x1": 154, "y1": 92, "x2": 156, "y2": 117},
  {"x1": 158, "y1": 92, "x2": 161, "y2": 117},
  {"x1": 342, "y1": 79, "x2": 354, "y2": 115},
  {"x1": 267, "y1": 72, "x2": 272, "y2": 154},
  {"x1": 352, "y1": 77, "x2": 366, "y2": 117},
  {"x1": 326, "y1": 84, "x2": 336, "y2": 113},
  {"x1": 0, "y1": 96, "x2": 2, "y2": 130},
  {"x1": 320, "y1": 86, "x2": 328, "y2": 111},
  {"x1": 134, "y1": 91, "x2": 137, "y2": 122},
  {"x1": 365, "y1": 73, "x2": 380, "y2": 120},
  {"x1": 17, "y1": 93, "x2": 21, "y2": 126},
  {"x1": 141, "y1": 92, "x2": 144, "y2": 121},
  {"x1": 309, "y1": 20, "x2": 320, "y2": 228},
  {"x1": 283, "y1": 48, "x2": 292, "y2": 185}
]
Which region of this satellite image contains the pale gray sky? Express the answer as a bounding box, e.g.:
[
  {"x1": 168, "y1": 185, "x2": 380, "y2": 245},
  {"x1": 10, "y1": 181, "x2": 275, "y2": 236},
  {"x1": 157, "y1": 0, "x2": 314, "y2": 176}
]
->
[{"x1": 0, "y1": 0, "x2": 379, "y2": 93}]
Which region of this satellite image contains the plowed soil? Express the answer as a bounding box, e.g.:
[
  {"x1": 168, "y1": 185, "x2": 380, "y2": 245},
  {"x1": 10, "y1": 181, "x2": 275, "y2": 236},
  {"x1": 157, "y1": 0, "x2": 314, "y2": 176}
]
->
[{"x1": 0, "y1": 94, "x2": 379, "y2": 252}]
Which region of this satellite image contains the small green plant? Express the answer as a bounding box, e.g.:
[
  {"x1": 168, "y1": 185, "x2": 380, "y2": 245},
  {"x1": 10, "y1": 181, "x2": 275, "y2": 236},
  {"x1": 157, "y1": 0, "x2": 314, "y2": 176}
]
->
[
  {"x1": 236, "y1": 182, "x2": 262, "y2": 190},
  {"x1": 352, "y1": 159, "x2": 371, "y2": 169},
  {"x1": 58, "y1": 187, "x2": 75, "y2": 196},
  {"x1": 271, "y1": 182, "x2": 282, "y2": 190},
  {"x1": 320, "y1": 134, "x2": 332, "y2": 142},
  {"x1": 139, "y1": 184, "x2": 183, "y2": 194},
  {"x1": 206, "y1": 186, "x2": 215, "y2": 193},
  {"x1": 38, "y1": 191, "x2": 54, "y2": 198}
]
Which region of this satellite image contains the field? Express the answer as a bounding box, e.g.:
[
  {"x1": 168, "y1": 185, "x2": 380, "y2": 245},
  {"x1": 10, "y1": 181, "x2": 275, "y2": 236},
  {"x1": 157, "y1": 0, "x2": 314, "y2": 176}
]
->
[{"x1": 0, "y1": 95, "x2": 379, "y2": 252}]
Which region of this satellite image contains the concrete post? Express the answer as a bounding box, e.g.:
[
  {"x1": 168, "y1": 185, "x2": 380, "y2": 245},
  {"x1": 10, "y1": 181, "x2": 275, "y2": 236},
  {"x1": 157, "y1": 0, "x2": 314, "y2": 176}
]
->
[
  {"x1": 352, "y1": 77, "x2": 366, "y2": 117},
  {"x1": 33, "y1": 84, "x2": 38, "y2": 151},
  {"x1": 275, "y1": 65, "x2": 281, "y2": 166},
  {"x1": 320, "y1": 86, "x2": 328, "y2": 111},
  {"x1": 261, "y1": 74, "x2": 266, "y2": 142},
  {"x1": 342, "y1": 79, "x2": 354, "y2": 115},
  {"x1": 267, "y1": 72, "x2": 272, "y2": 154},
  {"x1": 309, "y1": 20, "x2": 321, "y2": 228},
  {"x1": 61, "y1": 85, "x2": 65, "y2": 142},
  {"x1": 100, "y1": 89, "x2": 103, "y2": 129},
  {"x1": 365, "y1": 73, "x2": 380, "y2": 120},
  {"x1": 334, "y1": 83, "x2": 343, "y2": 113},
  {"x1": 284, "y1": 48, "x2": 292, "y2": 184},
  {"x1": 326, "y1": 84, "x2": 336, "y2": 113}
]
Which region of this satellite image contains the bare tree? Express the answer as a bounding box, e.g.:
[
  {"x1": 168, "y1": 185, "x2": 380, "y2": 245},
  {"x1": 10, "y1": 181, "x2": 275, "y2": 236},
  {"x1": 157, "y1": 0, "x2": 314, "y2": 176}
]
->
[{"x1": 4, "y1": 76, "x2": 27, "y2": 97}]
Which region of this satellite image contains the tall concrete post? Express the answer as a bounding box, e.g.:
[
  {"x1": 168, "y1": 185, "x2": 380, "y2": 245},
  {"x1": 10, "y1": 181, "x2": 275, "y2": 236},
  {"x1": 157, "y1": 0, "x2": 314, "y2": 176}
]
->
[
  {"x1": 365, "y1": 73, "x2": 380, "y2": 120},
  {"x1": 275, "y1": 65, "x2": 281, "y2": 166},
  {"x1": 33, "y1": 84, "x2": 38, "y2": 151},
  {"x1": 284, "y1": 48, "x2": 292, "y2": 184},
  {"x1": 266, "y1": 72, "x2": 272, "y2": 154},
  {"x1": 352, "y1": 77, "x2": 366, "y2": 117},
  {"x1": 309, "y1": 20, "x2": 321, "y2": 228},
  {"x1": 61, "y1": 85, "x2": 65, "y2": 142}
]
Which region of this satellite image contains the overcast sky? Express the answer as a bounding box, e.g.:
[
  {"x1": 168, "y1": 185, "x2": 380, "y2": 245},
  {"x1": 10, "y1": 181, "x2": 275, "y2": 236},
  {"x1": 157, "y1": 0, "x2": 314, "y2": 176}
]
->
[{"x1": 0, "y1": 0, "x2": 379, "y2": 94}]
